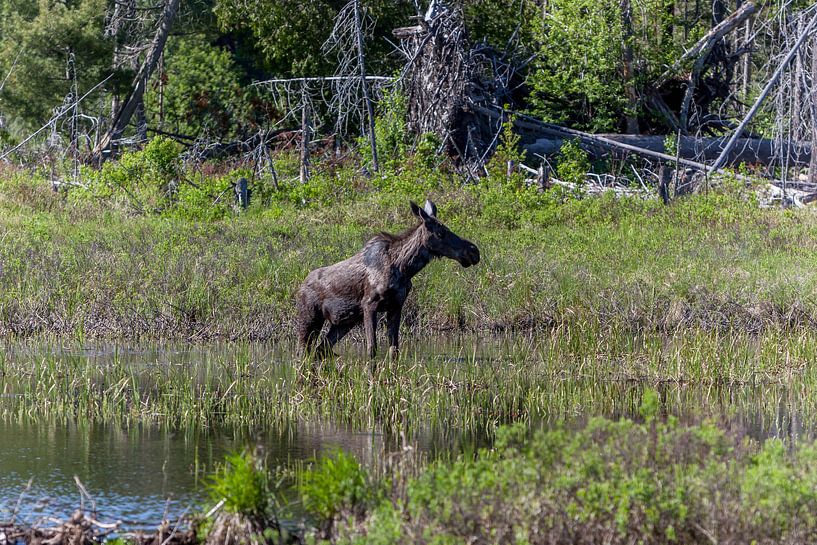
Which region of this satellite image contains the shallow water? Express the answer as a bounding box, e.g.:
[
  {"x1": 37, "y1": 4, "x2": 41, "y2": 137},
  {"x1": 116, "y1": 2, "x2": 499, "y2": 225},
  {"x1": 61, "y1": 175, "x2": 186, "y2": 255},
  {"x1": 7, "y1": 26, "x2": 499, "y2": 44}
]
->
[
  {"x1": 0, "y1": 336, "x2": 815, "y2": 530},
  {"x1": 0, "y1": 419, "x2": 392, "y2": 530}
]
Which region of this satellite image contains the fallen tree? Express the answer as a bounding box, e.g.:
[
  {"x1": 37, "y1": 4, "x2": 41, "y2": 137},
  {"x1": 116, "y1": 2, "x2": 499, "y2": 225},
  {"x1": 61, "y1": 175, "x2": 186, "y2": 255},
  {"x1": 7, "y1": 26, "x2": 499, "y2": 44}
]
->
[{"x1": 523, "y1": 134, "x2": 812, "y2": 166}]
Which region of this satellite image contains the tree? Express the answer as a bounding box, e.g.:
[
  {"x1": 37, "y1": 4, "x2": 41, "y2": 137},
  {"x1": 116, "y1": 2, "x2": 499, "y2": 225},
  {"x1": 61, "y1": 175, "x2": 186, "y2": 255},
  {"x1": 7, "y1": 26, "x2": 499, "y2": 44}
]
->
[
  {"x1": 0, "y1": 0, "x2": 120, "y2": 135},
  {"x1": 213, "y1": 0, "x2": 413, "y2": 77}
]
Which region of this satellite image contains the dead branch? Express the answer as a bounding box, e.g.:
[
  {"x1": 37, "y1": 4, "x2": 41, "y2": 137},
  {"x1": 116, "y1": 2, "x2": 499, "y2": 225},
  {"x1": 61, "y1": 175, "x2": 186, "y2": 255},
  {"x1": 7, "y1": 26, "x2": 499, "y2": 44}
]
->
[
  {"x1": 710, "y1": 7, "x2": 817, "y2": 172},
  {"x1": 655, "y1": 1, "x2": 758, "y2": 89}
]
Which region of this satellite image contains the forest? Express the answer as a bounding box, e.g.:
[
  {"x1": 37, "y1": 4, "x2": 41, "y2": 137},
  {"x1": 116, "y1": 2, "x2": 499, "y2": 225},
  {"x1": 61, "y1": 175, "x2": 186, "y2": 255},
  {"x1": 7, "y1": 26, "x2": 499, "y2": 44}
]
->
[{"x1": 3, "y1": 1, "x2": 817, "y2": 545}]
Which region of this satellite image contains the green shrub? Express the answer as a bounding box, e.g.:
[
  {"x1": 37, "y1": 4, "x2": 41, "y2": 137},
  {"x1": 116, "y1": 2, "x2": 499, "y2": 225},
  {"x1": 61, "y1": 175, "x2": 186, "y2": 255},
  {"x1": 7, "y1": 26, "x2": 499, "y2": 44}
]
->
[
  {"x1": 556, "y1": 138, "x2": 591, "y2": 186},
  {"x1": 299, "y1": 449, "x2": 371, "y2": 522},
  {"x1": 207, "y1": 450, "x2": 270, "y2": 517}
]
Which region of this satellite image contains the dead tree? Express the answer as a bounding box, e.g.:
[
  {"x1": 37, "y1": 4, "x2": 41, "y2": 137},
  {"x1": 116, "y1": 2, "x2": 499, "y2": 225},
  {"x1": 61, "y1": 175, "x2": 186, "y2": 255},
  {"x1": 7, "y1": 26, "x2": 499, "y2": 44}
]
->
[
  {"x1": 94, "y1": 0, "x2": 180, "y2": 161},
  {"x1": 323, "y1": 0, "x2": 379, "y2": 171},
  {"x1": 809, "y1": 34, "x2": 817, "y2": 183},
  {"x1": 650, "y1": 1, "x2": 757, "y2": 134},
  {"x1": 394, "y1": 1, "x2": 519, "y2": 170}
]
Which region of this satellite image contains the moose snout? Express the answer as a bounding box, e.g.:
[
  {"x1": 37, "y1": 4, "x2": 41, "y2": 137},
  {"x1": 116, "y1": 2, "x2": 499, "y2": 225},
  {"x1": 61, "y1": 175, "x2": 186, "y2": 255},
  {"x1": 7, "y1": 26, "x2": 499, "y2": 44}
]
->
[{"x1": 460, "y1": 243, "x2": 480, "y2": 268}]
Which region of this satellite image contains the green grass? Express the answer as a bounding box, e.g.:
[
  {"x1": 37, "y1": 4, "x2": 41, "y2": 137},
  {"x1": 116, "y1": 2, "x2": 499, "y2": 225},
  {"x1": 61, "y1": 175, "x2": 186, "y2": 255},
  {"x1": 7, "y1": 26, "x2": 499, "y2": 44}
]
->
[{"x1": 0, "y1": 164, "x2": 817, "y2": 340}]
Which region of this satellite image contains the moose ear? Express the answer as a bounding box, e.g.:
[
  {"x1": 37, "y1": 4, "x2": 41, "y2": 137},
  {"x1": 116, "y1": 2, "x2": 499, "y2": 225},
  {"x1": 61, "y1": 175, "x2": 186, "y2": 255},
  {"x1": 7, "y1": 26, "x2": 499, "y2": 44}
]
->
[{"x1": 424, "y1": 199, "x2": 437, "y2": 217}]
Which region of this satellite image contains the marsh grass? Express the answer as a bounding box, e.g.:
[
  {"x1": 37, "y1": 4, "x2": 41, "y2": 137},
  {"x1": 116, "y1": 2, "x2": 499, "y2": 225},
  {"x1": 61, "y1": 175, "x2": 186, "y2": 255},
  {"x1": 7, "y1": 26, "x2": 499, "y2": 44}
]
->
[{"x1": 2, "y1": 327, "x2": 817, "y2": 436}]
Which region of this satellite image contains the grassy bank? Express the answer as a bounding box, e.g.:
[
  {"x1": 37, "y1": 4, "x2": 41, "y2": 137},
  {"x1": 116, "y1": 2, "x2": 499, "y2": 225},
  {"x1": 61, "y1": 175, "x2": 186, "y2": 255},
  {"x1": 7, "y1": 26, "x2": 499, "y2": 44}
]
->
[{"x1": 0, "y1": 152, "x2": 817, "y2": 340}]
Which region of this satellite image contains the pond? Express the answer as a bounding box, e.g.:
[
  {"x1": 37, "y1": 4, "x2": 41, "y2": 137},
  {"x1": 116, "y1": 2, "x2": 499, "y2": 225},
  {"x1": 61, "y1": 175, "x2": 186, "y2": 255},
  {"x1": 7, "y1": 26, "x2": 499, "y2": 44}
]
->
[{"x1": 0, "y1": 334, "x2": 815, "y2": 529}]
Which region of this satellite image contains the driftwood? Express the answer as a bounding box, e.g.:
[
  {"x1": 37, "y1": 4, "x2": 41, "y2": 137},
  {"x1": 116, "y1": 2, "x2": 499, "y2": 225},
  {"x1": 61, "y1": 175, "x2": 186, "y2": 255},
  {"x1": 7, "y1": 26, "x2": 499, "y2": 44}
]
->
[{"x1": 523, "y1": 134, "x2": 812, "y2": 166}]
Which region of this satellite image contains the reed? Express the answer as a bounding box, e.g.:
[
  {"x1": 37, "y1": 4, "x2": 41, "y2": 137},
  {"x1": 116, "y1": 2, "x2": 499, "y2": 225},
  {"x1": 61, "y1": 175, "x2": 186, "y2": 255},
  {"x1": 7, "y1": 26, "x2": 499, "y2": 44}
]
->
[{"x1": 2, "y1": 327, "x2": 816, "y2": 437}]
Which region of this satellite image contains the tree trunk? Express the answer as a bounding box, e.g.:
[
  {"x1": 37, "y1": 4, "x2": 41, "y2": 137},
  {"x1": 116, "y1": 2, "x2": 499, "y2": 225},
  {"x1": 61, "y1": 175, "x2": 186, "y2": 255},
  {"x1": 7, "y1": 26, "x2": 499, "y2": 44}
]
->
[
  {"x1": 620, "y1": 0, "x2": 639, "y2": 134},
  {"x1": 741, "y1": 15, "x2": 752, "y2": 111},
  {"x1": 523, "y1": 134, "x2": 813, "y2": 166},
  {"x1": 300, "y1": 95, "x2": 311, "y2": 185},
  {"x1": 793, "y1": 17, "x2": 805, "y2": 140},
  {"x1": 809, "y1": 35, "x2": 817, "y2": 184},
  {"x1": 354, "y1": 0, "x2": 379, "y2": 172},
  {"x1": 95, "y1": 0, "x2": 180, "y2": 159}
]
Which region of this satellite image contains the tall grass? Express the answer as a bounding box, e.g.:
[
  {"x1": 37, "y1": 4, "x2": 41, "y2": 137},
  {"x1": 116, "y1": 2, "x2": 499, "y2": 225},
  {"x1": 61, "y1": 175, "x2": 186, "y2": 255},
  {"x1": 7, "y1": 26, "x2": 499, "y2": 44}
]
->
[{"x1": 2, "y1": 328, "x2": 816, "y2": 435}]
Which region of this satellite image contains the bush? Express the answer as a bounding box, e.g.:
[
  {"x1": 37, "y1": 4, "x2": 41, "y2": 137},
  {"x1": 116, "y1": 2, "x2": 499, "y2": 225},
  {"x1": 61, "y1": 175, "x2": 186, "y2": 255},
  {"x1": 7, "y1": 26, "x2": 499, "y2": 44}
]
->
[
  {"x1": 330, "y1": 398, "x2": 817, "y2": 544},
  {"x1": 207, "y1": 450, "x2": 271, "y2": 518},
  {"x1": 556, "y1": 138, "x2": 591, "y2": 186},
  {"x1": 299, "y1": 449, "x2": 371, "y2": 522}
]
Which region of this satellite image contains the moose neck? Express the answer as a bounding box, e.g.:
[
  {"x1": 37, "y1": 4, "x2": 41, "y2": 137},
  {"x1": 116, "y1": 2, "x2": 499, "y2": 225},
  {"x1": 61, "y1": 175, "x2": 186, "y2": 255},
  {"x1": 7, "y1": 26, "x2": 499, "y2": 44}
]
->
[{"x1": 391, "y1": 225, "x2": 432, "y2": 279}]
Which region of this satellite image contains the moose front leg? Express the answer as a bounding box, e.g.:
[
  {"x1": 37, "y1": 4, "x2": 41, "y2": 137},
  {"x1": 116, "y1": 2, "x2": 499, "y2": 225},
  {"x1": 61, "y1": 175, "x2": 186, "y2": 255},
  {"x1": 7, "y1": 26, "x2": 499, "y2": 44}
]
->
[
  {"x1": 386, "y1": 309, "x2": 401, "y2": 361},
  {"x1": 363, "y1": 304, "x2": 378, "y2": 359}
]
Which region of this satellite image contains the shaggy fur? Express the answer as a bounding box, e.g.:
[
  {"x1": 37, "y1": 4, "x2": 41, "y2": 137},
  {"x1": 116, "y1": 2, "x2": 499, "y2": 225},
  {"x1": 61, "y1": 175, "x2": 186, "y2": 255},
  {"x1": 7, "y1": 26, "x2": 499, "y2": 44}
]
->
[{"x1": 296, "y1": 200, "x2": 480, "y2": 360}]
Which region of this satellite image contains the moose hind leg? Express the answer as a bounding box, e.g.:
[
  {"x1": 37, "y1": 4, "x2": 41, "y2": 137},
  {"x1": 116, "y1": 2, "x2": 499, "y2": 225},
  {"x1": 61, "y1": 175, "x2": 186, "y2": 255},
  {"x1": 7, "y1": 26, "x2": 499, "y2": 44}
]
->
[
  {"x1": 315, "y1": 322, "x2": 354, "y2": 358},
  {"x1": 297, "y1": 304, "x2": 325, "y2": 356}
]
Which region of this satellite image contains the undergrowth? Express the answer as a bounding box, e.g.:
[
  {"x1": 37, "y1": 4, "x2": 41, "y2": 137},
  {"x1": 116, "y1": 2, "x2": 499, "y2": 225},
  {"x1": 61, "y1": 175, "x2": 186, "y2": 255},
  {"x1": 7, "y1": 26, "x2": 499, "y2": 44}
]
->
[{"x1": 301, "y1": 393, "x2": 817, "y2": 544}]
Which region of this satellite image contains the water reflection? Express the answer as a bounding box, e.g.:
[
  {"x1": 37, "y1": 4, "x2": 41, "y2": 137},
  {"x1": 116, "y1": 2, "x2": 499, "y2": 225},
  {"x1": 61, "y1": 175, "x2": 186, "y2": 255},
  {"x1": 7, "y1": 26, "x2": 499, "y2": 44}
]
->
[{"x1": 0, "y1": 337, "x2": 815, "y2": 530}]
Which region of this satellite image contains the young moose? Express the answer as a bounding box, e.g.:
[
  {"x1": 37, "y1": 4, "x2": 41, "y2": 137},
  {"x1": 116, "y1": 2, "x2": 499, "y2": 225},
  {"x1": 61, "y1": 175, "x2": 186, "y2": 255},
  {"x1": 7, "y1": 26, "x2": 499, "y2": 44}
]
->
[{"x1": 296, "y1": 200, "x2": 480, "y2": 360}]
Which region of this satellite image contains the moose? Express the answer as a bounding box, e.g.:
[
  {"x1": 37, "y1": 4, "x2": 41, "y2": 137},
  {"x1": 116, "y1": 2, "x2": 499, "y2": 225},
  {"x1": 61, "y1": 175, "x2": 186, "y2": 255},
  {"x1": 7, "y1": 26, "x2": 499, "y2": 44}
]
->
[{"x1": 296, "y1": 200, "x2": 480, "y2": 360}]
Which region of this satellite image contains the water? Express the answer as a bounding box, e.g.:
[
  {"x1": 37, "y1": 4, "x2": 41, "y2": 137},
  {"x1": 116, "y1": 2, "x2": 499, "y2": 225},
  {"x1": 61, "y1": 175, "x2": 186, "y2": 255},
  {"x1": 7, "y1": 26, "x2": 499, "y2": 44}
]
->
[
  {"x1": 0, "y1": 336, "x2": 815, "y2": 531},
  {"x1": 0, "y1": 419, "x2": 389, "y2": 530}
]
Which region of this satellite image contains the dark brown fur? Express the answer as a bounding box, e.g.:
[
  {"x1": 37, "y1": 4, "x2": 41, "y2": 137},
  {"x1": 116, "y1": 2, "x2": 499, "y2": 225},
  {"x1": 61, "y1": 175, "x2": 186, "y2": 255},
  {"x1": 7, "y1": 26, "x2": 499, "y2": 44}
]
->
[{"x1": 296, "y1": 200, "x2": 480, "y2": 360}]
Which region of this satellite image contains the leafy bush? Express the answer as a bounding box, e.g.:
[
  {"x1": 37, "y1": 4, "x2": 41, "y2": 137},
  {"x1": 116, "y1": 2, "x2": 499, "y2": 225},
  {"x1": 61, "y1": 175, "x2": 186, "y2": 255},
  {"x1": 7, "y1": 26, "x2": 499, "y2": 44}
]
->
[
  {"x1": 299, "y1": 449, "x2": 371, "y2": 522},
  {"x1": 207, "y1": 450, "x2": 271, "y2": 517},
  {"x1": 556, "y1": 138, "x2": 591, "y2": 186},
  {"x1": 329, "y1": 395, "x2": 817, "y2": 544},
  {"x1": 360, "y1": 88, "x2": 408, "y2": 171},
  {"x1": 145, "y1": 35, "x2": 247, "y2": 139}
]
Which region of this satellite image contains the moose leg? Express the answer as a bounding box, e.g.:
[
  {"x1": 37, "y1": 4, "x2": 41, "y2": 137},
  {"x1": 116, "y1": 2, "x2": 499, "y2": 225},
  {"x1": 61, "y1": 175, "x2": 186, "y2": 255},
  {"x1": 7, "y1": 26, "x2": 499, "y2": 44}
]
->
[
  {"x1": 363, "y1": 305, "x2": 378, "y2": 359},
  {"x1": 297, "y1": 304, "x2": 324, "y2": 357},
  {"x1": 386, "y1": 309, "x2": 401, "y2": 361},
  {"x1": 316, "y1": 322, "x2": 354, "y2": 357}
]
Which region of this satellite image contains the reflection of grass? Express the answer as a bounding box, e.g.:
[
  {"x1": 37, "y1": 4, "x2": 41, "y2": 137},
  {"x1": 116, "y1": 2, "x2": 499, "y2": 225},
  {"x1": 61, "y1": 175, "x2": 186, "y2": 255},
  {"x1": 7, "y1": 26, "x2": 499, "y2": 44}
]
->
[{"x1": 1, "y1": 328, "x2": 816, "y2": 434}]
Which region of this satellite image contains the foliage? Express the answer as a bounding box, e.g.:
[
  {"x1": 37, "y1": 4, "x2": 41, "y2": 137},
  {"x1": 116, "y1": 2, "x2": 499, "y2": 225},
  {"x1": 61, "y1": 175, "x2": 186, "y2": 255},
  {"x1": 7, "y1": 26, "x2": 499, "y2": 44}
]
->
[
  {"x1": 556, "y1": 138, "x2": 591, "y2": 186},
  {"x1": 207, "y1": 450, "x2": 271, "y2": 517},
  {"x1": 526, "y1": 0, "x2": 626, "y2": 131},
  {"x1": 145, "y1": 35, "x2": 246, "y2": 139},
  {"x1": 0, "y1": 0, "x2": 120, "y2": 133},
  {"x1": 213, "y1": 0, "x2": 414, "y2": 76},
  {"x1": 299, "y1": 450, "x2": 371, "y2": 522},
  {"x1": 360, "y1": 88, "x2": 408, "y2": 171},
  {"x1": 329, "y1": 413, "x2": 817, "y2": 544}
]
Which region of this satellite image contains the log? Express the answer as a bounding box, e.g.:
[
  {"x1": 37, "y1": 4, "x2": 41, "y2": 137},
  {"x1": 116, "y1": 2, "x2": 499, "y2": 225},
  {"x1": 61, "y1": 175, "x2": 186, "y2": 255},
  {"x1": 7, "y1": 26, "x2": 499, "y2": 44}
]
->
[{"x1": 523, "y1": 134, "x2": 812, "y2": 166}]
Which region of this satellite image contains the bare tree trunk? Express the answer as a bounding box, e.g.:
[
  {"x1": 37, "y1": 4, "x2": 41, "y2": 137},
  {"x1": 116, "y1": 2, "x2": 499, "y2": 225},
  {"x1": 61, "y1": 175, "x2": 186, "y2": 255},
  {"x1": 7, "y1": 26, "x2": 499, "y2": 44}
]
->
[
  {"x1": 741, "y1": 15, "x2": 752, "y2": 110},
  {"x1": 300, "y1": 95, "x2": 311, "y2": 185},
  {"x1": 621, "y1": 0, "x2": 639, "y2": 134},
  {"x1": 793, "y1": 17, "x2": 805, "y2": 140},
  {"x1": 95, "y1": 0, "x2": 180, "y2": 159},
  {"x1": 809, "y1": 35, "x2": 817, "y2": 184},
  {"x1": 354, "y1": 0, "x2": 379, "y2": 172}
]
